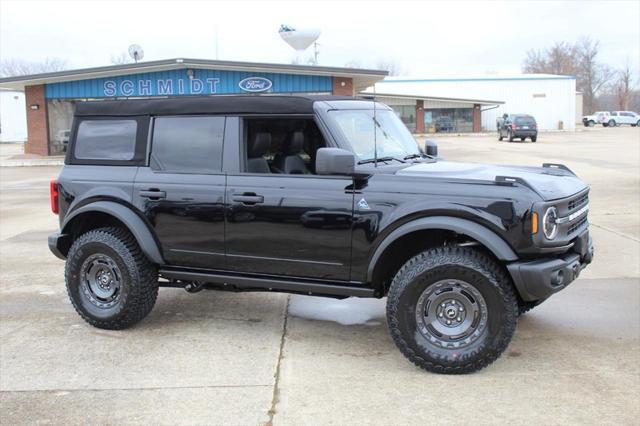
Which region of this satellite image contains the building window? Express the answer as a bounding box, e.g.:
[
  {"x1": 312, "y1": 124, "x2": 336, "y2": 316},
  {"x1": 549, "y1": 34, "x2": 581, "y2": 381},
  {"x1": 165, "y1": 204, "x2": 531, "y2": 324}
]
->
[
  {"x1": 47, "y1": 100, "x2": 76, "y2": 155},
  {"x1": 424, "y1": 108, "x2": 473, "y2": 133},
  {"x1": 389, "y1": 105, "x2": 416, "y2": 132}
]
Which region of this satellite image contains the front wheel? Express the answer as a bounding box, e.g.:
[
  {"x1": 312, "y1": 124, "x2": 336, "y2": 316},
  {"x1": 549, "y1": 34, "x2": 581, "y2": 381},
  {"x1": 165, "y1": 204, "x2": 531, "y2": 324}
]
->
[
  {"x1": 386, "y1": 247, "x2": 518, "y2": 374},
  {"x1": 65, "y1": 227, "x2": 158, "y2": 330},
  {"x1": 608, "y1": 119, "x2": 616, "y2": 127}
]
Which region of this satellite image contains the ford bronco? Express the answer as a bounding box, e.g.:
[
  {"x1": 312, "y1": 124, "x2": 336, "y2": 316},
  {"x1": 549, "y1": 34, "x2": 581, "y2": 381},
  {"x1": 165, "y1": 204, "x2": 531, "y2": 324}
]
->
[{"x1": 49, "y1": 96, "x2": 593, "y2": 374}]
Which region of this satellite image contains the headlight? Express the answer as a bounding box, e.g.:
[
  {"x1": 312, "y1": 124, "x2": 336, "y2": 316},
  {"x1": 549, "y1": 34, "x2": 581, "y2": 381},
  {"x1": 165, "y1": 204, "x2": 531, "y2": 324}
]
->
[{"x1": 543, "y1": 207, "x2": 559, "y2": 239}]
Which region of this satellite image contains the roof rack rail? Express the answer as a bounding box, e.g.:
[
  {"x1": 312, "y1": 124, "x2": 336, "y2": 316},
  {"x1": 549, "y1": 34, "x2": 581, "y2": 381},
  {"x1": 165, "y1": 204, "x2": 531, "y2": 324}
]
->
[{"x1": 542, "y1": 163, "x2": 575, "y2": 175}]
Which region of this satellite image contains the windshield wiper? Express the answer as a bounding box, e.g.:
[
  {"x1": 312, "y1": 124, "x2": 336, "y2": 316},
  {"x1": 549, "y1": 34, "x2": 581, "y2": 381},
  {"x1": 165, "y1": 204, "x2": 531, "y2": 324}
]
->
[
  {"x1": 358, "y1": 156, "x2": 406, "y2": 165},
  {"x1": 403, "y1": 153, "x2": 424, "y2": 160}
]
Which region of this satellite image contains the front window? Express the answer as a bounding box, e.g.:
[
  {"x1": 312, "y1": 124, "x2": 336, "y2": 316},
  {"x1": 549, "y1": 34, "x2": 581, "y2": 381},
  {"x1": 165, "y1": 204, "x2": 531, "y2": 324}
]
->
[{"x1": 328, "y1": 109, "x2": 421, "y2": 161}]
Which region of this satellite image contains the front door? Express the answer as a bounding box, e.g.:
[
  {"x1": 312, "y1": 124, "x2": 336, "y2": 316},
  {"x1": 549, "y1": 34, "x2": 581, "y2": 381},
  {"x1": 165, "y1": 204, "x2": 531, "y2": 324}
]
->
[{"x1": 224, "y1": 116, "x2": 354, "y2": 281}]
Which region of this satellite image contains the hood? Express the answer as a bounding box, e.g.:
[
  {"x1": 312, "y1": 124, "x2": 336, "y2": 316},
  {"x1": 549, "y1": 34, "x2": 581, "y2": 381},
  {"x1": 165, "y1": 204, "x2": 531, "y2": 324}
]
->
[{"x1": 395, "y1": 160, "x2": 587, "y2": 201}]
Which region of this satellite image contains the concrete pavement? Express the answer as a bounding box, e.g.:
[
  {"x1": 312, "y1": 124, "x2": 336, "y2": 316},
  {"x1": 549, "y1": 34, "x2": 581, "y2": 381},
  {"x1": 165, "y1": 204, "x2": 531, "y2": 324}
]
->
[{"x1": 1, "y1": 127, "x2": 639, "y2": 424}]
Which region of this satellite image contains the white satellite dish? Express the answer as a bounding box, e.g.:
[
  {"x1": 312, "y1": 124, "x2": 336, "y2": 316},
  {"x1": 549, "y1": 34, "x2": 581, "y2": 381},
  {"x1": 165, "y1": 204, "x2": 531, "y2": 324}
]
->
[
  {"x1": 279, "y1": 25, "x2": 320, "y2": 52},
  {"x1": 128, "y1": 44, "x2": 144, "y2": 63}
]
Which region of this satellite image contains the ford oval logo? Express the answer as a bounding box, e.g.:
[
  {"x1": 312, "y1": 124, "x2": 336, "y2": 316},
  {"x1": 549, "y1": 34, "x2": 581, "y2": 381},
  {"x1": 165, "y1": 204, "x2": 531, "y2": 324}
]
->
[{"x1": 238, "y1": 77, "x2": 273, "y2": 92}]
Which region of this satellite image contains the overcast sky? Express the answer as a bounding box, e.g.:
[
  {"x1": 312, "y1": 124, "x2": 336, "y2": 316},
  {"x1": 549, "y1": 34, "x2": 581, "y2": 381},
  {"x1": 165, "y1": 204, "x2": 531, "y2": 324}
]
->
[{"x1": 1, "y1": 0, "x2": 638, "y2": 76}]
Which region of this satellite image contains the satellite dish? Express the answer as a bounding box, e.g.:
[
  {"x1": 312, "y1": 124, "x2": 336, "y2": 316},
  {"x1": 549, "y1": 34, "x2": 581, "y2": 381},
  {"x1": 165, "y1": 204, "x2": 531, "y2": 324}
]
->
[
  {"x1": 128, "y1": 44, "x2": 144, "y2": 63},
  {"x1": 278, "y1": 25, "x2": 320, "y2": 51}
]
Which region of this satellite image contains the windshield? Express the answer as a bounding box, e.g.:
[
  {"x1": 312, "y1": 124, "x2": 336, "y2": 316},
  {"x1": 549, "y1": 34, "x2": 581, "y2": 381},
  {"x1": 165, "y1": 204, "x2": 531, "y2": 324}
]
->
[{"x1": 328, "y1": 109, "x2": 421, "y2": 161}]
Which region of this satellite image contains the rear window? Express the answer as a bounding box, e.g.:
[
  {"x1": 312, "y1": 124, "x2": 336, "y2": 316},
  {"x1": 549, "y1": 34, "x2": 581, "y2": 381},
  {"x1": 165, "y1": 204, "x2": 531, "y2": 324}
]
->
[
  {"x1": 515, "y1": 117, "x2": 536, "y2": 125},
  {"x1": 150, "y1": 116, "x2": 225, "y2": 173},
  {"x1": 74, "y1": 120, "x2": 137, "y2": 160}
]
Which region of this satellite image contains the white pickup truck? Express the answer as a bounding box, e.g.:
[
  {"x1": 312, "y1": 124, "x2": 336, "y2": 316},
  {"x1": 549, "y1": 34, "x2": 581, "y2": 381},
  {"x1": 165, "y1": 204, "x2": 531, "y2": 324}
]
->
[{"x1": 582, "y1": 111, "x2": 610, "y2": 127}]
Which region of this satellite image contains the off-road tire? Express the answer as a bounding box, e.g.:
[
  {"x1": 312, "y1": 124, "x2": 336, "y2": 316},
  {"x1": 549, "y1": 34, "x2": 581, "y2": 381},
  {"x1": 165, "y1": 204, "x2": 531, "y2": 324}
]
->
[
  {"x1": 65, "y1": 227, "x2": 158, "y2": 330},
  {"x1": 386, "y1": 247, "x2": 518, "y2": 374},
  {"x1": 518, "y1": 300, "x2": 541, "y2": 315}
]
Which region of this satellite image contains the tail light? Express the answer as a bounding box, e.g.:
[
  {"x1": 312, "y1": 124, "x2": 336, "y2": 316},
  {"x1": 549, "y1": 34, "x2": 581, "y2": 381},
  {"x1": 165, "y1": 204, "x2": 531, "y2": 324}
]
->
[
  {"x1": 512, "y1": 124, "x2": 518, "y2": 129},
  {"x1": 50, "y1": 180, "x2": 59, "y2": 214}
]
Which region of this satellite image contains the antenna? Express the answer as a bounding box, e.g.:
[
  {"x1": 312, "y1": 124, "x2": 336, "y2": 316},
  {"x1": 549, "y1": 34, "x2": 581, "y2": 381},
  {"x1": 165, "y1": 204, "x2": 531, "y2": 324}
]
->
[
  {"x1": 128, "y1": 44, "x2": 144, "y2": 63},
  {"x1": 373, "y1": 85, "x2": 378, "y2": 167}
]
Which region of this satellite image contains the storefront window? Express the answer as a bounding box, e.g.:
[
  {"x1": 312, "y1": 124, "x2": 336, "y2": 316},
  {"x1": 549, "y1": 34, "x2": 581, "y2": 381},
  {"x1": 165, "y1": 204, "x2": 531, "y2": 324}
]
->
[
  {"x1": 389, "y1": 105, "x2": 416, "y2": 132},
  {"x1": 424, "y1": 108, "x2": 473, "y2": 133},
  {"x1": 47, "y1": 100, "x2": 76, "y2": 155}
]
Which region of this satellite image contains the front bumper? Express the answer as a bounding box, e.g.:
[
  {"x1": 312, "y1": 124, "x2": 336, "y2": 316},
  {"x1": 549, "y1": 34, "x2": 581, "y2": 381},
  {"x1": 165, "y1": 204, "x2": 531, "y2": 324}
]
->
[
  {"x1": 508, "y1": 232, "x2": 594, "y2": 302},
  {"x1": 48, "y1": 232, "x2": 69, "y2": 260}
]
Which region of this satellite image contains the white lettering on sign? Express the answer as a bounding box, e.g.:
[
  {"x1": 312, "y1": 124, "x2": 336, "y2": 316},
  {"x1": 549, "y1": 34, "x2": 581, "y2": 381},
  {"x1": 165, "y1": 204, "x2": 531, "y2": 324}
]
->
[
  {"x1": 139, "y1": 80, "x2": 152, "y2": 96},
  {"x1": 177, "y1": 79, "x2": 184, "y2": 95},
  {"x1": 104, "y1": 81, "x2": 116, "y2": 96},
  {"x1": 190, "y1": 79, "x2": 203, "y2": 94},
  {"x1": 120, "y1": 80, "x2": 134, "y2": 96},
  {"x1": 157, "y1": 79, "x2": 173, "y2": 95},
  {"x1": 206, "y1": 78, "x2": 220, "y2": 94}
]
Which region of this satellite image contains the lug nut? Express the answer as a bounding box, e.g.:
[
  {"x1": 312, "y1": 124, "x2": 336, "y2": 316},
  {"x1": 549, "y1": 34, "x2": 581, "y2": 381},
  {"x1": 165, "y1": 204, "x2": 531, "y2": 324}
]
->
[
  {"x1": 446, "y1": 320, "x2": 451, "y2": 325},
  {"x1": 457, "y1": 317, "x2": 462, "y2": 322},
  {"x1": 459, "y1": 306, "x2": 464, "y2": 311},
  {"x1": 439, "y1": 313, "x2": 443, "y2": 317}
]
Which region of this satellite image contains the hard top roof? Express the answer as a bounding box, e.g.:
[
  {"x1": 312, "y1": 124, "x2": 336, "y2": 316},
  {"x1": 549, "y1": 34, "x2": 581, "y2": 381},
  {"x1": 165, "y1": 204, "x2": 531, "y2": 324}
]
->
[{"x1": 74, "y1": 95, "x2": 360, "y2": 116}]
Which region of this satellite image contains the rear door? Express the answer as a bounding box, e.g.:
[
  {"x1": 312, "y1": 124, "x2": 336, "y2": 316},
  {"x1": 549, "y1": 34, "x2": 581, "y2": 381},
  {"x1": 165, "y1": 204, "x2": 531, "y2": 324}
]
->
[{"x1": 133, "y1": 115, "x2": 227, "y2": 269}]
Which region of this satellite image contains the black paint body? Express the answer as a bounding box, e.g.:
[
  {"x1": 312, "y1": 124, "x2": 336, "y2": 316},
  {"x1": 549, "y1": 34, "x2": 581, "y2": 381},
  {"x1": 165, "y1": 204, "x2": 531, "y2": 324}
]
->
[{"x1": 50, "y1": 96, "x2": 593, "y2": 302}]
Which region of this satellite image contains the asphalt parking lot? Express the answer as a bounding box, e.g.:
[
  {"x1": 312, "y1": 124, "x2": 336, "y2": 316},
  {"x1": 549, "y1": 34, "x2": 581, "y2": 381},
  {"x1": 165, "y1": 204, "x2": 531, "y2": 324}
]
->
[{"x1": 1, "y1": 127, "x2": 639, "y2": 425}]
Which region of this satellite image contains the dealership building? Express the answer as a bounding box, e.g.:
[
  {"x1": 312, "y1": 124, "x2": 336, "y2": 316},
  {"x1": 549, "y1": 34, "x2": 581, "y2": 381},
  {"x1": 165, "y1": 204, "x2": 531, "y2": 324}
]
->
[
  {"x1": 0, "y1": 59, "x2": 576, "y2": 156},
  {"x1": 0, "y1": 58, "x2": 389, "y2": 155}
]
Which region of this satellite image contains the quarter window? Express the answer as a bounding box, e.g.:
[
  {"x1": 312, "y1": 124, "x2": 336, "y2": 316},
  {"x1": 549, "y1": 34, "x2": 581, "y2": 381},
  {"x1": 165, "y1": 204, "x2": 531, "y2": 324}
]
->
[
  {"x1": 151, "y1": 116, "x2": 225, "y2": 173},
  {"x1": 74, "y1": 119, "x2": 137, "y2": 160}
]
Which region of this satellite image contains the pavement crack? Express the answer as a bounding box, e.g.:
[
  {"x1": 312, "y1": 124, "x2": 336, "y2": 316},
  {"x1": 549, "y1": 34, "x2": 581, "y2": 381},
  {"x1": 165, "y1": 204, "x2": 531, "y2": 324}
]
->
[
  {"x1": 266, "y1": 295, "x2": 290, "y2": 426},
  {"x1": 589, "y1": 222, "x2": 640, "y2": 243}
]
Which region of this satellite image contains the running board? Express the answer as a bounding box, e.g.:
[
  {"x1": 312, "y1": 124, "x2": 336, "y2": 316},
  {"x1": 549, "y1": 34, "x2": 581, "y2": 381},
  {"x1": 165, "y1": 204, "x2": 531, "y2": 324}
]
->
[{"x1": 158, "y1": 268, "x2": 376, "y2": 298}]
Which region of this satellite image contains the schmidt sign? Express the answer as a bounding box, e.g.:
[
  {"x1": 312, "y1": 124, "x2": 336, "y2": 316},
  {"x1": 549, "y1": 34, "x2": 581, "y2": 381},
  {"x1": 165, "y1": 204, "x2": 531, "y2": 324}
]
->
[
  {"x1": 44, "y1": 70, "x2": 331, "y2": 99},
  {"x1": 101, "y1": 75, "x2": 273, "y2": 97}
]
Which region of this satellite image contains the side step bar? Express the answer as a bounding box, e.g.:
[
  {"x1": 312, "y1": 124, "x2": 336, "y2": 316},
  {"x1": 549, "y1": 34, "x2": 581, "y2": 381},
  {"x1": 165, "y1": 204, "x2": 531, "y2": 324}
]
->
[{"x1": 159, "y1": 268, "x2": 376, "y2": 298}]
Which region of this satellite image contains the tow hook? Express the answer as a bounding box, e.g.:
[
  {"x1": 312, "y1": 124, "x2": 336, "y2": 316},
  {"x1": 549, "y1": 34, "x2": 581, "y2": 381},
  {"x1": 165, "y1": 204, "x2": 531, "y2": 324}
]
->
[{"x1": 184, "y1": 281, "x2": 206, "y2": 293}]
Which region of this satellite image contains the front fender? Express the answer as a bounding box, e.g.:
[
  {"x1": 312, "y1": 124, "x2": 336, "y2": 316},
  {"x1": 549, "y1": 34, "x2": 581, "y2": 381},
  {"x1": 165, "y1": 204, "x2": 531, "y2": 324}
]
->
[
  {"x1": 366, "y1": 216, "x2": 518, "y2": 282},
  {"x1": 61, "y1": 201, "x2": 164, "y2": 264}
]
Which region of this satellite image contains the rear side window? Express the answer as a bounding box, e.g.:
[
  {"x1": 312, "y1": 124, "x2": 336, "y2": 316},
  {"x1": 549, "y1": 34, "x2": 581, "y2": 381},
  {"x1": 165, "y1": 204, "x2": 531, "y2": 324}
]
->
[
  {"x1": 151, "y1": 116, "x2": 225, "y2": 173},
  {"x1": 74, "y1": 120, "x2": 137, "y2": 160},
  {"x1": 515, "y1": 117, "x2": 536, "y2": 125}
]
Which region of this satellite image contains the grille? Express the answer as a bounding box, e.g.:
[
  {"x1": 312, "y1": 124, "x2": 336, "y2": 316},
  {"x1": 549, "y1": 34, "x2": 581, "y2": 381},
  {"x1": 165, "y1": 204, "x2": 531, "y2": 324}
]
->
[
  {"x1": 568, "y1": 216, "x2": 588, "y2": 235},
  {"x1": 568, "y1": 193, "x2": 589, "y2": 212}
]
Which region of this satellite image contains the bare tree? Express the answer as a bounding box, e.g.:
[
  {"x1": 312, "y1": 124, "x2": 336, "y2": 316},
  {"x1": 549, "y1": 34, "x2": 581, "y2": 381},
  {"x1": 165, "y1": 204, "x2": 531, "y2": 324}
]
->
[
  {"x1": 110, "y1": 52, "x2": 132, "y2": 65},
  {"x1": 0, "y1": 57, "x2": 68, "y2": 77},
  {"x1": 575, "y1": 37, "x2": 613, "y2": 114},
  {"x1": 612, "y1": 63, "x2": 634, "y2": 110},
  {"x1": 523, "y1": 42, "x2": 578, "y2": 75},
  {"x1": 376, "y1": 59, "x2": 404, "y2": 76}
]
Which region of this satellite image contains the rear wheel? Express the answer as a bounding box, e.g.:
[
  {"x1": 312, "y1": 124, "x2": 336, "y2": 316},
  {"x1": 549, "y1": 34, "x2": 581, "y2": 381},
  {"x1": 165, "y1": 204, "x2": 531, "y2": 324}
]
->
[
  {"x1": 520, "y1": 137, "x2": 525, "y2": 141},
  {"x1": 531, "y1": 136, "x2": 537, "y2": 142},
  {"x1": 65, "y1": 227, "x2": 158, "y2": 330},
  {"x1": 608, "y1": 119, "x2": 616, "y2": 127},
  {"x1": 508, "y1": 130, "x2": 514, "y2": 142},
  {"x1": 386, "y1": 247, "x2": 518, "y2": 374},
  {"x1": 498, "y1": 132, "x2": 503, "y2": 141}
]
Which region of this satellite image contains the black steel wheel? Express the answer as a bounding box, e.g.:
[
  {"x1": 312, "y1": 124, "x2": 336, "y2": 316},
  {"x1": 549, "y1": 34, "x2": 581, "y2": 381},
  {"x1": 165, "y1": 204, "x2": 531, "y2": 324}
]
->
[
  {"x1": 65, "y1": 227, "x2": 158, "y2": 330},
  {"x1": 386, "y1": 247, "x2": 518, "y2": 374}
]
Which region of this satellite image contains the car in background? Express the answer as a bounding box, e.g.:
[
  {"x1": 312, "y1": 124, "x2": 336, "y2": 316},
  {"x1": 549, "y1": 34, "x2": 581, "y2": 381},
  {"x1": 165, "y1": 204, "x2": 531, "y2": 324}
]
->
[
  {"x1": 582, "y1": 111, "x2": 610, "y2": 127},
  {"x1": 603, "y1": 111, "x2": 640, "y2": 127},
  {"x1": 497, "y1": 114, "x2": 538, "y2": 142},
  {"x1": 434, "y1": 116, "x2": 454, "y2": 133},
  {"x1": 55, "y1": 130, "x2": 71, "y2": 152}
]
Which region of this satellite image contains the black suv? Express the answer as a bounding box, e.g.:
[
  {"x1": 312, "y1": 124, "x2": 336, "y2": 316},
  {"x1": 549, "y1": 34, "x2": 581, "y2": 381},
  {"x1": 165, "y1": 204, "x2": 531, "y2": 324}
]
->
[
  {"x1": 49, "y1": 96, "x2": 593, "y2": 374},
  {"x1": 497, "y1": 114, "x2": 538, "y2": 142}
]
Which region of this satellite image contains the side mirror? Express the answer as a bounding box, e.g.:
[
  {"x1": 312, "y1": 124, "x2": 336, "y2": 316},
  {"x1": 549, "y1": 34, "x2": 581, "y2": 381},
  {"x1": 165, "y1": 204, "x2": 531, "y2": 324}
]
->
[
  {"x1": 424, "y1": 140, "x2": 438, "y2": 157},
  {"x1": 316, "y1": 148, "x2": 356, "y2": 175}
]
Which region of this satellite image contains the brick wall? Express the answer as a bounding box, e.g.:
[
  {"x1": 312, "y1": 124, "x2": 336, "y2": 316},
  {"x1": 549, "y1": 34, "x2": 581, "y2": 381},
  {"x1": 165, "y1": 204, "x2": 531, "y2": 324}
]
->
[
  {"x1": 332, "y1": 77, "x2": 353, "y2": 96},
  {"x1": 473, "y1": 104, "x2": 481, "y2": 132},
  {"x1": 415, "y1": 100, "x2": 425, "y2": 133},
  {"x1": 25, "y1": 85, "x2": 49, "y2": 156}
]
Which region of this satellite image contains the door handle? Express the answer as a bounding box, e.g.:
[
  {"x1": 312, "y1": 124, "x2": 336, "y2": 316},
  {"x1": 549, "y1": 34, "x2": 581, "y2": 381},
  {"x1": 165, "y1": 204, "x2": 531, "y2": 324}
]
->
[
  {"x1": 232, "y1": 193, "x2": 264, "y2": 205},
  {"x1": 139, "y1": 189, "x2": 166, "y2": 200}
]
